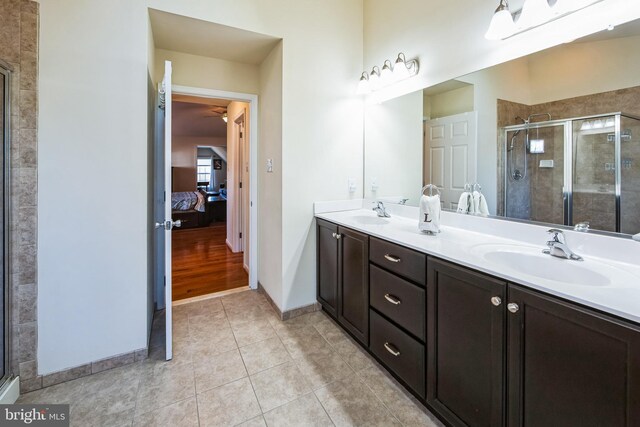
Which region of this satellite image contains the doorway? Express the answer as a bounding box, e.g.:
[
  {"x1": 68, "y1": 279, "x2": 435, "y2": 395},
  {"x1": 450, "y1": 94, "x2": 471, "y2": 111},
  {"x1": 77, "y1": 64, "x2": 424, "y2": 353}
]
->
[{"x1": 169, "y1": 93, "x2": 254, "y2": 301}]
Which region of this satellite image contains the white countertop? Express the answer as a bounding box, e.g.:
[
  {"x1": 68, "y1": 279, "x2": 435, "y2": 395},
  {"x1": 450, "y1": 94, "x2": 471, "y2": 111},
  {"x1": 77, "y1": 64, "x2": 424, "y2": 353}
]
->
[{"x1": 316, "y1": 206, "x2": 640, "y2": 324}]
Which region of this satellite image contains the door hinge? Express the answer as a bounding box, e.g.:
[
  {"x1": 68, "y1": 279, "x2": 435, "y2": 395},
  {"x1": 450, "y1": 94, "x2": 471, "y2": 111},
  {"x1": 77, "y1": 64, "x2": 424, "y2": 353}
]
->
[
  {"x1": 240, "y1": 132, "x2": 243, "y2": 138},
  {"x1": 239, "y1": 232, "x2": 242, "y2": 239},
  {"x1": 239, "y1": 182, "x2": 243, "y2": 189}
]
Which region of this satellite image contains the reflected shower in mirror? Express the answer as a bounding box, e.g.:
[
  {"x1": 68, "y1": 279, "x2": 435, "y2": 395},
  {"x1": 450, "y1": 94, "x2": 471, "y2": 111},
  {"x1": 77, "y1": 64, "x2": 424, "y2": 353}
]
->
[{"x1": 363, "y1": 18, "x2": 640, "y2": 236}]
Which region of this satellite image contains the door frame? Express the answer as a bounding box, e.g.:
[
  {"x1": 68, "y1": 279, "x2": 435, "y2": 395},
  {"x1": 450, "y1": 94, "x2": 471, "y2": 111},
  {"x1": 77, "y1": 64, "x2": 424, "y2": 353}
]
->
[{"x1": 172, "y1": 85, "x2": 258, "y2": 290}]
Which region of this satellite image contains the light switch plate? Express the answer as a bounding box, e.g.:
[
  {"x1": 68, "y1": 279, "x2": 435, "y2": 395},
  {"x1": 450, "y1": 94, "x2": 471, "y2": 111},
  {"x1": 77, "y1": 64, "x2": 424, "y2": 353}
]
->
[
  {"x1": 539, "y1": 159, "x2": 554, "y2": 168},
  {"x1": 348, "y1": 178, "x2": 356, "y2": 193},
  {"x1": 266, "y1": 159, "x2": 273, "y2": 173}
]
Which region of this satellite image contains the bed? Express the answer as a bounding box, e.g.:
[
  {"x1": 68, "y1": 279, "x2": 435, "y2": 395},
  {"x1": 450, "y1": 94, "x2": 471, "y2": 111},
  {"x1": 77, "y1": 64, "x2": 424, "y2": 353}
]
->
[{"x1": 171, "y1": 190, "x2": 207, "y2": 228}]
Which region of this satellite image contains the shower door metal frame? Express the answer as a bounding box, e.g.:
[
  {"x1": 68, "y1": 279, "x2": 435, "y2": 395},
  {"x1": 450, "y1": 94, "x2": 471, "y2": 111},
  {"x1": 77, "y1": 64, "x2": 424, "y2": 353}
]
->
[
  {"x1": 503, "y1": 112, "x2": 640, "y2": 234},
  {"x1": 0, "y1": 61, "x2": 12, "y2": 391}
]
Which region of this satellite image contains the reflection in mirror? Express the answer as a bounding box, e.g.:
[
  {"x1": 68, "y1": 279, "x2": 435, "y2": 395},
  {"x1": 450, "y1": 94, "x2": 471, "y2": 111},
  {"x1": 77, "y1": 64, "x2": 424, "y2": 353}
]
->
[{"x1": 364, "y1": 19, "x2": 640, "y2": 235}]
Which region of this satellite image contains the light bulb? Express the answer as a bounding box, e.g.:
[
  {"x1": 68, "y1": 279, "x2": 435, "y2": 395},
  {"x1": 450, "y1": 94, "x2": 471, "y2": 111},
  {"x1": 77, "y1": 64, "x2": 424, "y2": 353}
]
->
[
  {"x1": 369, "y1": 67, "x2": 381, "y2": 91},
  {"x1": 517, "y1": 0, "x2": 553, "y2": 29},
  {"x1": 356, "y1": 72, "x2": 371, "y2": 95},
  {"x1": 380, "y1": 60, "x2": 394, "y2": 86},
  {"x1": 485, "y1": 1, "x2": 517, "y2": 40},
  {"x1": 393, "y1": 54, "x2": 410, "y2": 80}
]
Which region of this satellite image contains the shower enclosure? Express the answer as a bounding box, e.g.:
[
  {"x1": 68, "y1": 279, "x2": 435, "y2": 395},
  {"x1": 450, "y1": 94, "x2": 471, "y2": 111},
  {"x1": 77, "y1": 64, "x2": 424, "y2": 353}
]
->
[
  {"x1": 0, "y1": 63, "x2": 9, "y2": 389},
  {"x1": 503, "y1": 112, "x2": 640, "y2": 235}
]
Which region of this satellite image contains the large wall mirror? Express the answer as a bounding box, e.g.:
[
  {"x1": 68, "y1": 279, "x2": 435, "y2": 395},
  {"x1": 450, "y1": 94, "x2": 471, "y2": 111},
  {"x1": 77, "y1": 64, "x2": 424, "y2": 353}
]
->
[{"x1": 364, "y1": 19, "x2": 640, "y2": 236}]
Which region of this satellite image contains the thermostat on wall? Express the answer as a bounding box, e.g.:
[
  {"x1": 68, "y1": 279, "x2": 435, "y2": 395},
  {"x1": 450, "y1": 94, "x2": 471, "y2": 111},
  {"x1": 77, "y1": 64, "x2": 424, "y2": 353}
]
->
[{"x1": 539, "y1": 159, "x2": 554, "y2": 168}]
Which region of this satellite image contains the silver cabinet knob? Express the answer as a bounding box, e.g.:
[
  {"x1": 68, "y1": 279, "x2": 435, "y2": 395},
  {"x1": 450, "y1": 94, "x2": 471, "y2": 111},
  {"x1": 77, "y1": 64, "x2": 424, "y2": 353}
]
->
[
  {"x1": 491, "y1": 296, "x2": 502, "y2": 306},
  {"x1": 335, "y1": 234, "x2": 341, "y2": 240},
  {"x1": 332, "y1": 232, "x2": 337, "y2": 238},
  {"x1": 507, "y1": 303, "x2": 520, "y2": 313}
]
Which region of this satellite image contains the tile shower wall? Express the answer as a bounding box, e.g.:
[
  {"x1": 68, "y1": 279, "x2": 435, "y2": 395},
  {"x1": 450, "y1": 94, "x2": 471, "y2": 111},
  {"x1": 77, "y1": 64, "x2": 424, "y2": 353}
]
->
[{"x1": 0, "y1": 0, "x2": 39, "y2": 392}]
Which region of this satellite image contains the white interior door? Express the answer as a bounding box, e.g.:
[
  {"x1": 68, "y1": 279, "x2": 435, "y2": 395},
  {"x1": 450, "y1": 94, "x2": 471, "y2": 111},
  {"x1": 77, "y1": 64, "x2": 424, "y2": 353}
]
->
[
  {"x1": 425, "y1": 112, "x2": 477, "y2": 210},
  {"x1": 157, "y1": 60, "x2": 173, "y2": 361}
]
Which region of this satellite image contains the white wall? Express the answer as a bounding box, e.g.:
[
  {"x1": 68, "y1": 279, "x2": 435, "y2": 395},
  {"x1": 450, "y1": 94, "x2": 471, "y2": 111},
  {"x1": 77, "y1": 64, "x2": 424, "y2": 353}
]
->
[
  {"x1": 258, "y1": 42, "x2": 283, "y2": 309},
  {"x1": 36, "y1": 0, "x2": 364, "y2": 374},
  {"x1": 364, "y1": 91, "x2": 423, "y2": 204},
  {"x1": 38, "y1": 0, "x2": 149, "y2": 374}
]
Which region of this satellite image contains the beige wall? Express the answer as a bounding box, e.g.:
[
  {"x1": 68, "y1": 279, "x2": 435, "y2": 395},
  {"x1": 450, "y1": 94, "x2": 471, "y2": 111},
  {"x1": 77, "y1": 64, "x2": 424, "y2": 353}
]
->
[
  {"x1": 155, "y1": 49, "x2": 259, "y2": 94},
  {"x1": 225, "y1": 101, "x2": 250, "y2": 256},
  {"x1": 172, "y1": 136, "x2": 226, "y2": 191},
  {"x1": 424, "y1": 85, "x2": 474, "y2": 120}
]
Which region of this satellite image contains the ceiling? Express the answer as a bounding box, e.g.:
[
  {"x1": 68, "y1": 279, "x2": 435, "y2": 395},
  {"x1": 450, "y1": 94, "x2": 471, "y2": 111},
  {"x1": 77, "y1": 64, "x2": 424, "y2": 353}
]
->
[
  {"x1": 173, "y1": 100, "x2": 228, "y2": 138},
  {"x1": 149, "y1": 9, "x2": 281, "y2": 65}
]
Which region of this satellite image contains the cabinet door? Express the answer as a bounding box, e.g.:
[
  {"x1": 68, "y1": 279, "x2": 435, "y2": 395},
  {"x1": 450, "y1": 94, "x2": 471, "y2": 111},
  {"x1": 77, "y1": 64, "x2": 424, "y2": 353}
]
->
[
  {"x1": 338, "y1": 226, "x2": 369, "y2": 346},
  {"x1": 316, "y1": 219, "x2": 339, "y2": 318},
  {"x1": 507, "y1": 285, "x2": 640, "y2": 427},
  {"x1": 427, "y1": 258, "x2": 506, "y2": 427}
]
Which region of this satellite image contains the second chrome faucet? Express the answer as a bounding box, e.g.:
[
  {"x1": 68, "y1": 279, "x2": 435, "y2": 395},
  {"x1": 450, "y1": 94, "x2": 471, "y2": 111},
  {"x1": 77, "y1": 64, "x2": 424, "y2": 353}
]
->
[{"x1": 543, "y1": 229, "x2": 583, "y2": 261}]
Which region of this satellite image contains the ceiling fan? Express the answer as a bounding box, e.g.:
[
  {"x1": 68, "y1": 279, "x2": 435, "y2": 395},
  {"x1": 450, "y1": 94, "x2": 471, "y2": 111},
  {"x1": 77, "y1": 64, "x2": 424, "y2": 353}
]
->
[{"x1": 202, "y1": 106, "x2": 228, "y2": 122}]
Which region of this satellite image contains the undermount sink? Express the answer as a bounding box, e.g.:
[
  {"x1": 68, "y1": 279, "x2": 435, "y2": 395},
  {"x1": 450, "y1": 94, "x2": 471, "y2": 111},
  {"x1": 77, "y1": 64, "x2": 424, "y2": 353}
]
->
[
  {"x1": 351, "y1": 215, "x2": 390, "y2": 225},
  {"x1": 471, "y1": 243, "x2": 614, "y2": 287}
]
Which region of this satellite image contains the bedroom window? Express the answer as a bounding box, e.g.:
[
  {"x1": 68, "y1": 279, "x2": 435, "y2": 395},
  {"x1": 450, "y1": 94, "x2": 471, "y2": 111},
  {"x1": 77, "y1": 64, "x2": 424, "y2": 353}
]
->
[{"x1": 197, "y1": 157, "x2": 212, "y2": 186}]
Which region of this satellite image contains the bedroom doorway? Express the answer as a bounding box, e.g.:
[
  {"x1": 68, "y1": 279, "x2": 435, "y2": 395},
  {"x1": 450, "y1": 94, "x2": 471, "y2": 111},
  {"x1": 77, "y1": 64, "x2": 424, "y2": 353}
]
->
[{"x1": 166, "y1": 87, "x2": 257, "y2": 302}]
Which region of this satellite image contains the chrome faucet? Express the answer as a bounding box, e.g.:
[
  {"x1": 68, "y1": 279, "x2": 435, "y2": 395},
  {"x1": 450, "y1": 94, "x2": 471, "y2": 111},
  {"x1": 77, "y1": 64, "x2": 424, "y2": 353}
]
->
[
  {"x1": 543, "y1": 229, "x2": 583, "y2": 261},
  {"x1": 372, "y1": 201, "x2": 391, "y2": 218}
]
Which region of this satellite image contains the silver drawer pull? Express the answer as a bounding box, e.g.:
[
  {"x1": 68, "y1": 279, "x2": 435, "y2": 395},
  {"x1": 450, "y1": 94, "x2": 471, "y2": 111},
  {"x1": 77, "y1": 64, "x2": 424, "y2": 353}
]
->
[
  {"x1": 384, "y1": 342, "x2": 401, "y2": 357},
  {"x1": 384, "y1": 294, "x2": 402, "y2": 305},
  {"x1": 384, "y1": 254, "x2": 401, "y2": 263}
]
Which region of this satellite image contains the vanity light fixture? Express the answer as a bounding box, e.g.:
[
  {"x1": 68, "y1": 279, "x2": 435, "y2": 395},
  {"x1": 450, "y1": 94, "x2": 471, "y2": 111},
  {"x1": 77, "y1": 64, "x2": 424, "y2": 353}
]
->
[
  {"x1": 356, "y1": 53, "x2": 419, "y2": 95},
  {"x1": 485, "y1": 0, "x2": 603, "y2": 41}
]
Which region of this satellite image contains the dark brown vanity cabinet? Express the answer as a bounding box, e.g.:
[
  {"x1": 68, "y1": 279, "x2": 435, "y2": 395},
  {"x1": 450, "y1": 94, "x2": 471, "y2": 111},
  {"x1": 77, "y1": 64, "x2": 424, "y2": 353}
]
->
[
  {"x1": 427, "y1": 258, "x2": 507, "y2": 427},
  {"x1": 507, "y1": 285, "x2": 640, "y2": 427},
  {"x1": 316, "y1": 219, "x2": 369, "y2": 346},
  {"x1": 316, "y1": 220, "x2": 640, "y2": 427}
]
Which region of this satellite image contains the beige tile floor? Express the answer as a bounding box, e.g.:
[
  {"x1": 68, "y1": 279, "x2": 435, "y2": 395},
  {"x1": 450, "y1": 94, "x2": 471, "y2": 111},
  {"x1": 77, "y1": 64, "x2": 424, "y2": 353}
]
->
[{"x1": 18, "y1": 290, "x2": 443, "y2": 426}]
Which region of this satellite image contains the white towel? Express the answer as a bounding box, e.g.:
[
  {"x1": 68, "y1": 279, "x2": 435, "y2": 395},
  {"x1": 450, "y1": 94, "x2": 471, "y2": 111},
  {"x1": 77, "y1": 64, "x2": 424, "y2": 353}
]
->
[
  {"x1": 419, "y1": 195, "x2": 441, "y2": 234},
  {"x1": 477, "y1": 193, "x2": 490, "y2": 216},
  {"x1": 472, "y1": 191, "x2": 481, "y2": 214},
  {"x1": 456, "y1": 192, "x2": 472, "y2": 214}
]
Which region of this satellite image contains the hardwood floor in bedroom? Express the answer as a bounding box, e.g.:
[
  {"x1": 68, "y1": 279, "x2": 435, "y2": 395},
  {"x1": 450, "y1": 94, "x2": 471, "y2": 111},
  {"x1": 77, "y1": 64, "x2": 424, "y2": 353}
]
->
[{"x1": 172, "y1": 222, "x2": 247, "y2": 300}]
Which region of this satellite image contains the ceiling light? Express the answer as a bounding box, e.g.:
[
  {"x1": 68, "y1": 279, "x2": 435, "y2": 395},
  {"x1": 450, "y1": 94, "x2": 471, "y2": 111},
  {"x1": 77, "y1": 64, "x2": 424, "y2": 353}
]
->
[
  {"x1": 356, "y1": 72, "x2": 371, "y2": 95},
  {"x1": 485, "y1": 0, "x2": 517, "y2": 40},
  {"x1": 222, "y1": 113, "x2": 228, "y2": 123}
]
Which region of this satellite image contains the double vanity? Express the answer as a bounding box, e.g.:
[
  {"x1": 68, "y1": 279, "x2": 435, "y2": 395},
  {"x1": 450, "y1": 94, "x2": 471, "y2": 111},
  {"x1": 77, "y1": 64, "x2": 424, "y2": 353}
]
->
[{"x1": 315, "y1": 204, "x2": 640, "y2": 427}]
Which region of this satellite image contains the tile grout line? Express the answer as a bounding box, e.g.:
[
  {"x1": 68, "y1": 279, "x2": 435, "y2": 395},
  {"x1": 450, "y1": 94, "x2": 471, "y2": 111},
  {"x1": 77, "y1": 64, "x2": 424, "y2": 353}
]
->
[{"x1": 222, "y1": 296, "x2": 265, "y2": 423}]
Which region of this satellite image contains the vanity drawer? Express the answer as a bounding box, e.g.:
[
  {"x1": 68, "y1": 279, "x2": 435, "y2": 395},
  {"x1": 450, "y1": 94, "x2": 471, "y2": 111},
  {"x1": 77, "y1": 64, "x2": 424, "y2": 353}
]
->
[
  {"x1": 370, "y1": 237, "x2": 426, "y2": 286},
  {"x1": 370, "y1": 264, "x2": 425, "y2": 341},
  {"x1": 370, "y1": 310, "x2": 425, "y2": 398}
]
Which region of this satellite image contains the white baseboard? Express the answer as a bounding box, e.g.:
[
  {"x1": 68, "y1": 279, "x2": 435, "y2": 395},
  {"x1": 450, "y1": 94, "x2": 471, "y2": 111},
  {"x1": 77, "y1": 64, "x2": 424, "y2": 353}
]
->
[{"x1": 0, "y1": 377, "x2": 20, "y2": 403}]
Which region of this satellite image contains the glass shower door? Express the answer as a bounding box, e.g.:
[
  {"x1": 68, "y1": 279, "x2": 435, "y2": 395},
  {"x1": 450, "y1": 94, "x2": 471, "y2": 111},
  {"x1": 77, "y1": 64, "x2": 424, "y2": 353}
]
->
[
  {"x1": 620, "y1": 115, "x2": 640, "y2": 235},
  {"x1": 571, "y1": 116, "x2": 617, "y2": 232},
  {"x1": 0, "y1": 66, "x2": 7, "y2": 384}
]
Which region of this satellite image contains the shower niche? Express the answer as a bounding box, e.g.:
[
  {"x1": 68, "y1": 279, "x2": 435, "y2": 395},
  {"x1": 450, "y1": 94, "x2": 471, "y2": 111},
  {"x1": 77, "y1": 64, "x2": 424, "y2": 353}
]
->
[{"x1": 503, "y1": 112, "x2": 640, "y2": 234}]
